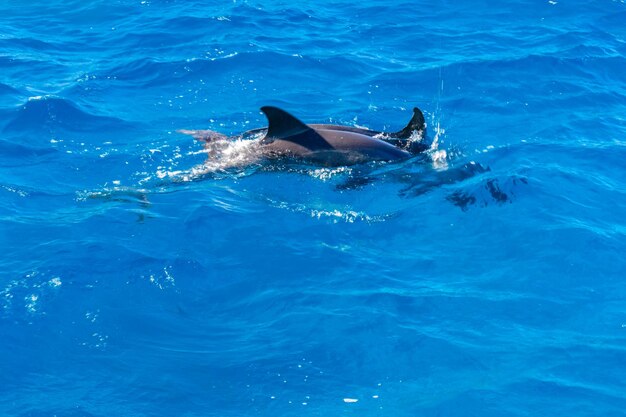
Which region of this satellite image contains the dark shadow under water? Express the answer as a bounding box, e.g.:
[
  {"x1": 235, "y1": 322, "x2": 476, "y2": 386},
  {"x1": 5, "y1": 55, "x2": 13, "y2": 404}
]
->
[
  {"x1": 83, "y1": 147, "x2": 528, "y2": 221},
  {"x1": 335, "y1": 158, "x2": 527, "y2": 210}
]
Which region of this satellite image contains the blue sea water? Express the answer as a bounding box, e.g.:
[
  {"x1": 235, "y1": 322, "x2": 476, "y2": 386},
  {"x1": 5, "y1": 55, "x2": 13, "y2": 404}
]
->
[{"x1": 2, "y1": 0, "x2": 626, "y2": 415}]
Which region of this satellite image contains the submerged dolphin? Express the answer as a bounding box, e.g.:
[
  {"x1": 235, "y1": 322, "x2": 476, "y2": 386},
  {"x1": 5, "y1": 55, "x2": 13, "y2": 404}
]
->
[{"x1": 180, "y1": 106, "x2": 428, "y2": 167}]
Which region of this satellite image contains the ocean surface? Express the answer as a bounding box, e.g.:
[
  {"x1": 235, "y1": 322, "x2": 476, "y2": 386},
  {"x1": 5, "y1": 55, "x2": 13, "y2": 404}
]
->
[{"x1": 2, "y1": 1, "x2": 626, "y2": 416}]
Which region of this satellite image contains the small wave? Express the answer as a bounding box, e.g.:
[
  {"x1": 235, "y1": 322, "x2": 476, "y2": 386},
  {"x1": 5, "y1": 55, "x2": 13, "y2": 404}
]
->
[
  {"x1": 265, "y1": 198, "x2": 391, "y2": 223},
  {"x1": 3, "y1": 96, "x2": 131, "y2": 133},
  {"x1": 102, "y1": 51, "x2": 369, "y2": 89},
  {"x1": 0, "y1": 138, "x2": 58, "y2": 163},
  {"x1": 0, "y1": 37, "x2": 63, "y2": 52},
  {"x1": 0, "y1": 82, "x2": 23, "y2": 109},
  {"x1": 113, "y1": 15, "x2": 234, "y2": 47},
  {"x1": 0, "y1": 82, "x2": 21, "y2": 96}
]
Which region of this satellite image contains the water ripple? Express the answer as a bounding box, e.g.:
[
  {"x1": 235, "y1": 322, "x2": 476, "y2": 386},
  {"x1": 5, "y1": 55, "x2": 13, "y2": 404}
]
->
[{"x1": 3, "y1": 96, "x2": 131, "y2": 133}]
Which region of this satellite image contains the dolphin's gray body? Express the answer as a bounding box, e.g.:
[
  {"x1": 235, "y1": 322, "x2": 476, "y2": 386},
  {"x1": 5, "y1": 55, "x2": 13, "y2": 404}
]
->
[
  {"x1": 181, "y1": 106, "x2": 428, "y2": 167},
  {"x1": 257, "y1": 106, "x2": 428, "y2": 166}
]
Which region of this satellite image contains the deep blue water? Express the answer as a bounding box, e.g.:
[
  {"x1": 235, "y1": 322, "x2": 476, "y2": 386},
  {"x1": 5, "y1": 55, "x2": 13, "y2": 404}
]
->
[{"x1": 2, "y1": 1, "x2": 626, "y2": 416}]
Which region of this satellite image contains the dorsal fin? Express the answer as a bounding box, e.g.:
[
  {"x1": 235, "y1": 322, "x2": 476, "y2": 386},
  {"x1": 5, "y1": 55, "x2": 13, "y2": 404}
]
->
[
  {"x1": 262, "y1": 106, "x2": 311, "y2": 138},
  {"x1": 261, "y1": 106, "x2": 332, "y2": 150},
  {"x1": 395, "y1": 107, "x2": 426, "y2": 139}
]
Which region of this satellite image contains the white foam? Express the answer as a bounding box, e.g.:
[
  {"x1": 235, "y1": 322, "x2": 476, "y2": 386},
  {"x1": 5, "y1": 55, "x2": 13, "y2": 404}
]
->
[
  {"x1": 48, "y1": 277, "x2": 62, "y2": 287},
  {"x1": 25, "y1": 294, "x2": 39, "y2": 313},
  {"x1": 426, "y1": 121, "x2": 449, "y2": 169},
  {"x1": 309, "y1": 166, "x2": 351, "y2": 181}
]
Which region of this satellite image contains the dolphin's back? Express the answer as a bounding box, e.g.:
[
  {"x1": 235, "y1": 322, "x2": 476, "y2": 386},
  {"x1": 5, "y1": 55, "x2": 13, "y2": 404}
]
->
[
  {"x1": 316, "y1": 129, "x2": 411, "y2": 160},
  {"x1": 260, "y1": 106, "x2": 411, "y2": 165}
]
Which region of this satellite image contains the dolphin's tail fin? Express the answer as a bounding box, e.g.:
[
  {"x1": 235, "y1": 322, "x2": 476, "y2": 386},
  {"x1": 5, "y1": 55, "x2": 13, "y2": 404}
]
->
[{"x1": 394, "y1": 107, "x2": 426, "y2": 139}]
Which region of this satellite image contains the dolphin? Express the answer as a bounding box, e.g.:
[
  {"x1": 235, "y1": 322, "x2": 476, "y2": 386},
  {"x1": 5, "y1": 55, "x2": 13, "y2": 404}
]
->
[
  {"x1": 255, "y1": 106, "x2": 428, "y2": 166},
  {"x1": 241, "y1": 106, "x2": 427, "y2": 149},
  {"x1": 180, "y1": 106, "x2": 429, "y2": 167}
]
